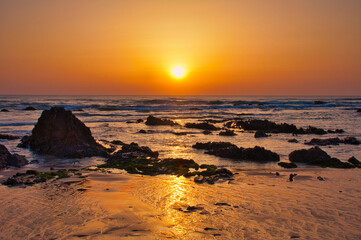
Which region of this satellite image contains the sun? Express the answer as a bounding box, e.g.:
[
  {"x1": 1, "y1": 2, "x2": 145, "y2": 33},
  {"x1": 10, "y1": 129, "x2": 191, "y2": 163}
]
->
[{"x1": 170, "y1": 66, "x2": 187, "y2": 79}]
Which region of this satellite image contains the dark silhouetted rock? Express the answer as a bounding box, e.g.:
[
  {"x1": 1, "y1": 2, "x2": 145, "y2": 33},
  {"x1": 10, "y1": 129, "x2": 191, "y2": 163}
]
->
[
  {"x1": 18, "y1": 107, "x2": 108, "y2": 158},
  {"x1": 278, "y1": 162, "x2": 297, "y2": 168},
  {"x1": 317, "y1": 176, "x2": 324, "y2": 181},
  {"x1": 145, "y1": 115, "x2": 179, "y2": 126},
  {"x1": 348, "y1": 156, "x2": 361, "y2": 168},
  {"x1": 24, "y1": 106, "x2": 37, "y2": 111},
  {"x1": 295, "y1": 126, "x2": 327, "y2": 135},
  {"x1": 189, "y1": 107, "x2": 201, "y2": 111},
  {"x1": 289, "y1": 146, "x2": 355, "y2": 168},
  {"x1": 314, "y1": 101, "x2": 327, "y2": 105},
  {"x1": 219, "y1": 129, "x2": 236, "y2": 136},
  {"x1": 254, "y1": 130, "x2": 270, "y2": 138},
  {"x1": 327, "y1": 129, "x2": 344, "y2": 133},
  {"x1": 138, "y1": 129, "x2": 147, "y2": 134},
  {"x1": 185, "y1": 122, "x2": 219, "y2": 131},
  {"x1": 193, "y1": 141, "x2": 280, "y2": 162},
  {"x1": 0, "y1": 144, "x2": 28, "y2": 169},
  {"x1": 305, "y1": 138, "x2": 342, "y2": 146},
  {"x1": 108, "y1": 142, "x2": 159, "y2": 162},
  {"x1": 136, "y1": 119, "x2": 143, "y2": 123},
  {"x1": 225, "y1": 119, "x2": 297, "y2": 133},
  {"x1": 289, "y1": 173, "x2": 297, "y2": 182},
  {"x1": 343, "y1": 137, "x2": 360, "y2": 145},
  {"x1": 305, "y1": 137, "x2": 360, "y2": 146},
  {"x1": 288, "y1": 139, "x2": 299, "y2": 143},
  {"x1": 110, "y1": 140, "x2": 125, "y2": 145},
  {"x1": 0, "y1": 134, "x2": 19, "y2": 140},
  {"x1": 203, "y1": 130, "x2": 212, "y2": 135},
  {"x1": 1, "y1": 109, "x2": 9, "y2": 112},
  {"x1": 357, "y1": 109, "x2": 361, "y2": 113}
]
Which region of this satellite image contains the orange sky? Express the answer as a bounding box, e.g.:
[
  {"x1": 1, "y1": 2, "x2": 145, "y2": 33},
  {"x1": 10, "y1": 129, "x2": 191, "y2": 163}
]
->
[{"x1": 0, "y1": 0, "x2": 360, "y2": 95}]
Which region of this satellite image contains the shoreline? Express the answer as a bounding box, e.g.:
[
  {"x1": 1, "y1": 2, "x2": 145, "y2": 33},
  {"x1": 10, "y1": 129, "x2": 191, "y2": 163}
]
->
[{"x1": 1, "y1": 167, "x2": 360, "y2": 239}]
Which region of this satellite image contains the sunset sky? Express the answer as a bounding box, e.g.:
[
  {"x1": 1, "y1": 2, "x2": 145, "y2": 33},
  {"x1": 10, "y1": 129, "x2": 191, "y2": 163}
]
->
[{"x1": 0, "y1": 0, "x2": 360, "y2": 95}]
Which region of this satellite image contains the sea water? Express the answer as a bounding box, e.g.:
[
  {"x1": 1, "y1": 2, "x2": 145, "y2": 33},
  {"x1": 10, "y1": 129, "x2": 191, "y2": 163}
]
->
[{"x1": 0, "y1": 95, "x2": 360, "y2": 169}]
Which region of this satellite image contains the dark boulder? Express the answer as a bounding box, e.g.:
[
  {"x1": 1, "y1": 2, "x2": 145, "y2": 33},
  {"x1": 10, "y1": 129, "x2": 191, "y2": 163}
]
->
[
  {"x1": 225, "y1": 119, "x2": 297, "y2": 133},
  {"x1": 1, "y1": 109, "x2": 9, "y2": 112},
  {"x1": 219, "y1": 129, "x2": 236, "y2": 136},
  {"x1": 314, "y1": 101, "x2": 327, "y2": 105},
  {"x1": 357, "y1": 109, "x2": 361, "y2": 113},
  {"x1": 193, "y1": 141, "x2": 280, "y2": 162},
  {"x1": 110, "y1": 140, "x2": 125, "y2": 145},
  {"x1": 0, "y1": 134, "x2": 20, "y2": 140},
  {"x1": 24, "y1": 106, "x2": 37, "y2": 111},
  {"x1": 254, "y1": 130, "x2": 270, "y2": 138},
  {"x1": 288, "y1": 139, "x2": 299, "y2": 143},
  {"x1": 0, "y1": 144, "x2": 28, "y2": 169},
  {"x1": 289, "y1": 146, "x2": 354, "y2": 168},
  {"x1": 108, "y1": 142, "x2": 159, "y2": 162},
  {"x1": 203, "y1": 130, "x2": 212, "y2": 135},
  {"x1": 138, "y1": 129, "x2": 147, "y2": 134},
  {"x1": 145, "y1": 115, "x2": 179, "y2": 126},
  {"x1": 136, "y1": 119, "x2": 144, "y2": 123},
  {"x1": 278, "y1": 162, "x2": 298, "y2": 169},
  {"x1": 348, "y1": 156, "x2": 361, "y2": 168},
  {"x1": 18, "y1": 107, "x2": 108, "y2": 158},
  {"x1": 305, "y1": 138, "x2": 342, "y2": 146},
  {"x1": 343, "y1": 137, "x2": 360, "y2": 145},
  {"x1": 185, "y1": 122, "x2": 219, "y2": 131}
]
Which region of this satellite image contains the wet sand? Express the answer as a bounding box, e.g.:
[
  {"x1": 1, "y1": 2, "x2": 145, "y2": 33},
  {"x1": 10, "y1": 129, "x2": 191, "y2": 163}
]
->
[{"x1": 1, "y1": 168, "x2": 361, "y2": 239}]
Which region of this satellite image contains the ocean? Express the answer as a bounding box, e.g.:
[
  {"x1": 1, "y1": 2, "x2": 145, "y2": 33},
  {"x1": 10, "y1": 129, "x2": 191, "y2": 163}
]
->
[{"x1": 0, "y1": 95, "x2": 360, "y2": 169}]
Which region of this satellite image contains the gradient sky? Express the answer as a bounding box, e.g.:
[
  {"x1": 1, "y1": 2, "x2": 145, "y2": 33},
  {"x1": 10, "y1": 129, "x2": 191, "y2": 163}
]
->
[{"x1": 1, "y1": 0, "x2": 361, "y2": 95}]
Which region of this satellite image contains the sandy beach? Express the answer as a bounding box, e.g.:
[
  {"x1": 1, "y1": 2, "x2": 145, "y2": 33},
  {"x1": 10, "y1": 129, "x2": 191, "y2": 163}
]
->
[{"x1": 1, "y1": 167, "x2": 360, "y2": 240}]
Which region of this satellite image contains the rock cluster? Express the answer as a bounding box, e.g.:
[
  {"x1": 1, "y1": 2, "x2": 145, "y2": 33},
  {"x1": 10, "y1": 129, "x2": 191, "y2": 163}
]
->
[
  {"x1": 0, "y1": 134, "x2": 19, "y2": 140},
  {"x1": 192, "y1": 142, "x2": 280, "y2": 162}
]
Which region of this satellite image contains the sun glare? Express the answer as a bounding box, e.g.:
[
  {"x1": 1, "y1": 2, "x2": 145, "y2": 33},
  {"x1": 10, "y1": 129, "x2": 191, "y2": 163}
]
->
[{"x1": 170, "y1": 66, "x2": 187, "y2": 79}]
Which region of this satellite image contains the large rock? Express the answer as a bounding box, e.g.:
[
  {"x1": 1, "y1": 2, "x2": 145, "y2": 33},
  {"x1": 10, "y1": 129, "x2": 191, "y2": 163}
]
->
[
  {"x1": 145, "y1": 115, "x2": 179, "y2": 126},
  {"x1": 0, "y1": 134, "x2": 19, "y2": 140},
  {"x1": 289, "y1": 146, "x2": 354, "y2": 168},
  {"x1": 19, "y1": 107, "x2": 108, "y2": 158},
  {"x1": 193, "y1": 141, "x2": 280, "y2": 162},
  {"x1": 305, "y1": 137, "x2": 360, "y2": 146},
  {"x1": 0, "y1": 144, "x2": 28, "y2": 169}
]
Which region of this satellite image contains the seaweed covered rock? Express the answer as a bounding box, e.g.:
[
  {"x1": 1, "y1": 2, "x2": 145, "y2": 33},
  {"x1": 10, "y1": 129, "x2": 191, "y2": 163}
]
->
[
  {"x1": 289, "y1": 146, "x2": 354, "y2": 168},
  {"x1": 108, "y1": 142, "x2": 159, "y2": 162},
  {"x1": 18, "y1": 107, "x2": 108, "y2": 158},
  {"x1": 1, "y1": 109, "x2": 9, "y2": 112},
  {"x1": 145, "y1": 115, "x2": 179, "y2": 126},
  {"x1": 0, "y1": 144, "x2": 28, "y2": 169},
  {"x1": 193, "y1": 142, "x2": 280, "y2": 162},
  {"x1": 185, "y1": 122, "x2": 220, "y2": 131}
]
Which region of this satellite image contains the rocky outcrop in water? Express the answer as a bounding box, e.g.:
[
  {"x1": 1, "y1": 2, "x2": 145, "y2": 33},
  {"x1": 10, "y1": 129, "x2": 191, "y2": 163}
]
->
[
  {"x1": 0, "y1": 144, "x2": 28, "y2": 169},
  {"x1": 24, "y1": 106, "x2": 37, "y2": 111},
  {"x1": 0, "y1": 134, "x2": 19, "y2": 140},
  {"x1": 145, "y1": 115, "x2": 179, "y2": 126},
  {"x1": 18, "y1": 107, "x2": 108, "y2": 158},
  {"x1": 1, "y1": 109, "x2": 9, "y2": 112},
  {"x1": 219, "y1": 129, "x2": 236, "y2": 136},
  {"x1": 224, "y1": 119, "x2": 342, "y2": 135},
  {"x1": 289, "y1": 146, "x2": 354, "y2": 168},
  {"x1": 348, "y1": 157, "x2": 361, "y2": 168},
  {"x1": 192, "y1": 142, "x2": 280, "y2": 162},
  {"x1": 185, "y1": 122, "x2": 220, "y2": 131},
  {"x1": 305, "y1": 137, "x2": 360, "y2": 146},
  {"x1": 108, "y1": 142, "x2": 159, "y2": 162},
  {"x1": 278, "y1": 162, "x2": 297, "y2": 168},
  {"x1": 254, "y1": 130, "x2": 270, "y2": 138}
]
